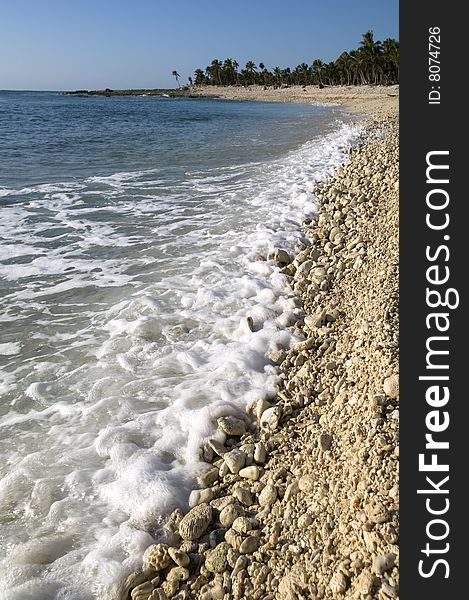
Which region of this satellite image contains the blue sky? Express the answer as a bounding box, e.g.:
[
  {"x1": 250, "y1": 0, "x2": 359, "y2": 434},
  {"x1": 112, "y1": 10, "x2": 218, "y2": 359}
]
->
[{"x1": 0, "y1": 0, "x2": 398, "y2": 90}]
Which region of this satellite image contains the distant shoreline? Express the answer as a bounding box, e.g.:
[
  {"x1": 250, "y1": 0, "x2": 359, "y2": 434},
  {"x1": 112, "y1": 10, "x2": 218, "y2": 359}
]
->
[{"x1": 64, "y1": 84, "x2": 399, "y2": 116}]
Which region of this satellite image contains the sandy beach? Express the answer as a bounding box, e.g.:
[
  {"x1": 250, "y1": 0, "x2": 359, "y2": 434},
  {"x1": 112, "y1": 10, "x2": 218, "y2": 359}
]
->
[
  {"x1": 189, "y1": 84, "x2": 399, "y2": 117},
  {"x1": 125, "y1": 87, "x2": 399, "y2": 600}
]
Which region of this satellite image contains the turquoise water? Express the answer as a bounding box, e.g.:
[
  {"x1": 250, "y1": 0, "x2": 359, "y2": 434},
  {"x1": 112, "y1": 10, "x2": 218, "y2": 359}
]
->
[{"x1": 0, "y1": 91, "x2": 362, "y2": 599}]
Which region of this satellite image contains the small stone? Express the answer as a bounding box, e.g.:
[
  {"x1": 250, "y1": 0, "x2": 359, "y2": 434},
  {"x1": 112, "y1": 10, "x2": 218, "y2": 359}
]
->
[
  {"x1": 297, "y1": 513, "x2": 313, "y2": 528},
  {"x1": 304, "y1": 312, "x2": 325, "y2": 329},
  {"x1": 269, "y1": 350, "x2": 287, "y2": 365},
  {"x1": 224, "y1": 528, "x2": 244, "y2": 550},
  {"x1": 284, "y1": 480, "x2": 299, "y2": 501},
  {"x1": 143, "y1": 544, "x2": 171, "y2": 571},
  {"x1": 383, "y1": 374, "x2": 399, "y2": 399},
  {"x1": 233, "y1": 486, "x2": 254, "y2": 506},
  {"x1": 148, "y1": 589, "x2": 168, "y2": 600},
  {"x1": 355, "y1": 570, "x2": 375, "y2": 596},
  {"x1": 210, "y1": 496, "x2": 235, "y2": 511},
  {"x1": 311, "y1": 266, "x2": 327, "y2": 284},
  {"x1": 256, "y1": 398, "x2": 271, "y2": 421},
  {"x1": 224, "y1": 449, "x2": 246, "y2": 474},
  {"x1": 260, "y1": 406, "x2": 281, "y2": 431},
  {"x1": 208, "y1": 527, "x2": 227, "y2": 548},
  {"x1": 239, "y1": 535, "x2": 259, "y2": 554},
  {"x1": 162, "y1": 580, "x2": 179, "y2": 599},
  {"x1": 179, "y1": 503, "x2": 213, "y2": 541},
  {"x1": 217, "y1": 416, "x2": 246, "y2": 436},
  {"x1": 219, "y1": 504, "x2": 245, "y2": 527},
  {"x1": 330, "y1": 570, "x2": 347, "y2": 595},
  {"x1": 189, "y1": 488, "x2": 214, "y2": 508},
  {"x1": 168, "y1": 547, "x2": 190, "y2": 568},
  {"x1": 298, "y1": 475, "x2": 315, "y2": 493},
  {"x1": 232, "y1": 516, "x2": 253, "y2": 534},
  {"x1": 318, "y1": 432, "x2": 332, "y2": 451},
  {"x1": 238, "y1": 465, "x2": 261, "y2": 480},
  {"x1": 365, "y1": 499, "x2": 390, "y2": 524},
  {"x1": 131, "y1": 581, "x2": 154, "y2": 600},
  {"x1": 204, "y1": 542, "x2": 230, "y2": 573},
  {"x1": 253, "y1": 442, "x2": 267, "y2": 464},
  {"x1": 208, "y1": 439, "x2": 227, "y2": 456},
  {"x1": 200, "y1": 467, "x2": 219, "y2": 486},
  {"x1": 258, "y1": 483, "x2": 277, "y2": 507},
  {"x1": 274, "y1": 249, "x2": 292, "y2": 265},
  {"x1": 372, "y1": 553, "x2": 396, "y2": 575},
  {"x1": 167, "y1": 566, "x2": 190, "y2": 582}
]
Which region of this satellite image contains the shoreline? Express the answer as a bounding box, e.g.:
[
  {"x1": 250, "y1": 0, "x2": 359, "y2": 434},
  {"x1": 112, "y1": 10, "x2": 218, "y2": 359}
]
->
[
  {"x1": 64, "y1": 84, "x2": 398, "y2": 118},
  {"x1": 125, "y1": 94, "x2": 399, "y2": 600}
]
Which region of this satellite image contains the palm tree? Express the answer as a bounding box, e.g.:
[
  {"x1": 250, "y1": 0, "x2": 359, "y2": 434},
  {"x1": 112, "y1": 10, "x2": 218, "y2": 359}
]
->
[
  {"x1": 245, "y1": 61, "x2": 257, "y2": 85},
  {"x1": 172, "y1": 70, "x2": 181, "y2": 87}
]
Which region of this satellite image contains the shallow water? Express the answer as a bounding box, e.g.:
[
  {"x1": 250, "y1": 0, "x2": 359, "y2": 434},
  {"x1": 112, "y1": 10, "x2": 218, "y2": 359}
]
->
[{"x1": 0, "y1": 91, "x2": 362, "y2": 599}]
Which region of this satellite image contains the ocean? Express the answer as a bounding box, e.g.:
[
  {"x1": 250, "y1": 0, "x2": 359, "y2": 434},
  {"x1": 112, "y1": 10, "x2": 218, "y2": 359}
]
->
[{"x1": 0, "y1": 90, "x2": 362, "y2": 599}]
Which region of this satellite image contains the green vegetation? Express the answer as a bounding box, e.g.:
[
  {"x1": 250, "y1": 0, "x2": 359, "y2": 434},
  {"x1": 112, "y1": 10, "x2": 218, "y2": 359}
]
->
[{"x1": 190, "y1": 31, "x2": 398, "y2": 87}]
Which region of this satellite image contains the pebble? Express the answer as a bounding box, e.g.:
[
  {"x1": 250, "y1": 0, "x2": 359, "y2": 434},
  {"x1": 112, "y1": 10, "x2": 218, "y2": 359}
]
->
[
  {"x1": 166, "y1": 566, "x2": 189, "y2": 582},
  {"x1": 298, "y1": 475, "x2": 315, "y2": 493},
  {"x1": 189, "y1": 488, "x2": 214, "y2": 508},
  {"x1": 318, "y1": 432, "x2": 333, "y2": 451},
  {"x1": 204, "y1": 542, "x2": 230, "y2": 573},
  {"x1": 383, "y1": 374, "x2": 399, "y2": 398},
  {"x1": 253, "y1": 442, "x2": 267, "y2": 464},
  {"x1": 143, "y1": 544, "x2": 171, "y2": 571},
  {"x1": 179, "y1": 503, "x2": 213, "y2": 541},
  {"x1": 219, "y1": 504, "x2": 245, "y2": 528},
  {"x1": 208, "y1": 439, "x2": 227, "y2": 456},
  {"x1": 224, "y1": 449, "x2": 246, "y2": 474},
  {"x1": 239, "y1": 535, "x2": 259, "y2": 554},
  {"x1": 258, "y1": 483, "x2": 277, "y2": 506},
  {"x1": 372, "y1": 552, "x2": 396, "y2": 575},
  {"x1": 259, "y1": 406, "x2": 281, "y2": 431},
  {"x1": 233, "y1": 486, "x2": 254, "y2": 506},
  {"x1": 168, "y1": 547, "x2": 190, "y2": 568},
  {"x1": 238, "y1": 465, "x2": 261, "y2": 480},
  {"x1": 217, "y1": 416, "x2": 246, "y2": 436}
]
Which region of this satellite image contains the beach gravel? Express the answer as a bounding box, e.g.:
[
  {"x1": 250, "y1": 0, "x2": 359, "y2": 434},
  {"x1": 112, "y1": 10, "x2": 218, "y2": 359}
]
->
[{"x1": 126, "y1": 88, "x2": 399, "y2": 600}]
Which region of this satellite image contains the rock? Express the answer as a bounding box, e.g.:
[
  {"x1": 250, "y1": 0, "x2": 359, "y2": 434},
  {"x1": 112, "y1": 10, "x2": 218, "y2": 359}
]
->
[
  {"x1": 318, "y1": 432, "x2": 332, "y2": 451},
  {"x1": 311, "y1": 266, "x2": 327, "y2": 284},
  {"x1": 355, "y1": 570, "x2": 375, "y2": 596},
  {"x1": 149, "y1": 589, "x2": 168, "y2": 600},
  {"x1": 219, "y1": 503, "x2": 245, "y2": 527},
  {"x1": 208, "y1": 439, "x2": 227, "y2": 456},
  {"x1": 274, "y1": 249, "x2": 292, "y2": 265},
  {"x1": 210, "y1": 496, "x2": 235, "y2": 511},
  {"x1": 365, "y1": 499, "x2": 390, "y2": 524},
  {"x1": 304, "y1": 312, "x2": 325, "y2": 329},
  {"x1": 200, "y1": 467, "x2": 219, "y2": 486},
  {"x1": 232, "y1": 516, "x2": 254, "y2": 534},
  {"x1": 298, "y1": 513, "x2": 313, "y2": 528},
  {"x1": 199, "y1": 583, "x2": 225, "y2": 600},
  {"x1": 131, "y1": 581, "x2": 154, "y2": 600},
  {"x1": 238, "y1": 465, "x2": 261, "y2": 480},
  {"x1": 179, "y1": 503, "x2": 213, "y2": 541},
  {"x1": 204, "y1": 542, "x2": 230, "y2": 573},
  {"x1": 239, "y1": 535, "x2": 259, "y2": 554},
  {"x1": 189, "y1": 488, "x2": 214, "y2": 508},
  {"x1": 330, "y1": 570, "x2": 347, "y2": 594},
  {"x1": 260, "y1": 406, "x2": 281, "y2": 431},
  {"x1": 166, "y1": 566, "x2": 190, "y2": 582},
  {"x1": 208, "y1": 527, "x2": 226, "y2": 548},
  {"x1": 372, "y1": 553, "x2": 396, "y2": 575},
  {"x1": 224, "y1": 449, "x2": 246, "y2": 474},
  {"x1": 224, "y1": 528, "x2": 244, "y2": 550},
  {"x1": 284, "y1": 480, "x2": 299, "y2": 501},
  {"x1": 233, "y1": 486, "x2": 254, "y2": 506},
  {"x1": 383, "y1": 374, "x2": 399, "y2": 398},
  {"x1": 161, "y1": 580, "x2": 179, "y2": 599},
  {"x1": 258, "y1": 483, "x2": 277, "y2": 506},
  {"x1": 256, "y1": 398, "x2": 271, "y2": 420},
  {"x1": 277, "y1": 564, "x2": 310, "y2": 600},
  {"x1": 269, "y1": 350, "x2": 287, "y2": 365},
  {"x1": 168, "y1": 547, "x2": 190, "y2": 568},
  {"x1": 253, "y1": 442, "x2": 267, "y2": 464},
  {"x1": 298, "y1": 475, "x2": 315, "y2": 493},
  {"x1": 143, "y1": 544, "x2": 171, "y2": 571},
  {"x1": 217, "y1": 416, "x2": 246, "y2": 436}
]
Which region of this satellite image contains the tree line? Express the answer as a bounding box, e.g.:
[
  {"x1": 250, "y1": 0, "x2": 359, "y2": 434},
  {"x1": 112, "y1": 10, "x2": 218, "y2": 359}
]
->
[{"x1": 174, "y1": 32, "x2": 398, "y2": 89}]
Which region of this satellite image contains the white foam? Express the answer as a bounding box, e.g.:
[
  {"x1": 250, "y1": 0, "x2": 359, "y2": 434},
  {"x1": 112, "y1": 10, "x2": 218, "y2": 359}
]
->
[{"x1": 0, "y1": 119, "x2": 363, "y2": 599}]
